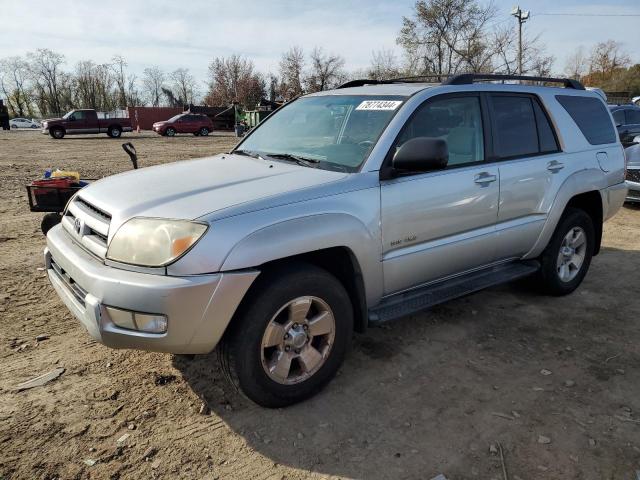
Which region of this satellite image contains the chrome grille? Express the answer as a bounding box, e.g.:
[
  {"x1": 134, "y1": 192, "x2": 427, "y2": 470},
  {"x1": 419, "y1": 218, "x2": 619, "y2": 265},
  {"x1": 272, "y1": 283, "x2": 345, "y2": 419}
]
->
[
  {"x1": 62, "y1": 196, "x2": 111, "y2": 259},
  {"x1": 627, "y1": 167, "x2": 640, "y2": 184}
]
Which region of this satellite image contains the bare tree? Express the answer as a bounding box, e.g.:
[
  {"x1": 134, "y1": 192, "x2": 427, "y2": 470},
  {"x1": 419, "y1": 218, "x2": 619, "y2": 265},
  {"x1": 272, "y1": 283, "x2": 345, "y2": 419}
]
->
[
  {"x1": 126, "y1": 74, "x2": 143, "y2": 106},
  {"x1": 490, "y1": 25, "x2": 554, "y2": 76},
  {"x1": 563, "y1": 47, "x2": 587, "y2": 80},
  {"x1": 205, "y1": 55, "x2": 265, "y2": 108},
  {"x1": 27, "y1": 48, "x2": 66, "y2": 116},
  {"x1": 588, "y1": 40, "x2": 631, "y2": 79},
  {"x1": 304, "y1": 47, "x2": 346, "y2": 92},
  {"x1": 74, "y1": 61, "x2": 116, "y2": 110},
  {"x1": 0, "y1": 56, "x2": 33, "y2": 117},
  {"x1": 368, "y1": 49, "x2": 401, "y2": 80},
  {"x1": 397, "y1": 0, "x2": 495, "y2": 77},
  {"x1": 279, "y1": 46, "x2": 305, "y2": 98},
  {"x1": 111, "y1": 55, "x2": 128, "y2": 108},
  {"x1": 142, "y1": 66, "x2": 166, "y2": 107},
  {"x1": 169, "y1": 68, "x2": 197, "y2": 105}
]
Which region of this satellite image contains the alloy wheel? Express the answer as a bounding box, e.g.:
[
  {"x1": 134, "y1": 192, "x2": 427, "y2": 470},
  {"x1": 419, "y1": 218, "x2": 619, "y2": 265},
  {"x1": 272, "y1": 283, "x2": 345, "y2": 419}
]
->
[{"x1": 260, "y1": 296, "x2": 335, "y2": 385}]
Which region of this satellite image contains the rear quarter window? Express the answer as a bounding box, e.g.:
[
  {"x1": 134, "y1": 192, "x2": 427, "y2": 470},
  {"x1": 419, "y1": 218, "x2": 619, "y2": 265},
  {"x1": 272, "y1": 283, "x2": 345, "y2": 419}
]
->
[{"x1": 556, "y1": 95, "x2": 616, "y2": 145}]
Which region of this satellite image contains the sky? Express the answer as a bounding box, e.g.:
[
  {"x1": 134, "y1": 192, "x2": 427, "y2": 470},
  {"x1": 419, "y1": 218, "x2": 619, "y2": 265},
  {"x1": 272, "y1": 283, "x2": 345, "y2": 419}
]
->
[{"x1": 2, "y1": 0, "x2": 639, "y2": 89}]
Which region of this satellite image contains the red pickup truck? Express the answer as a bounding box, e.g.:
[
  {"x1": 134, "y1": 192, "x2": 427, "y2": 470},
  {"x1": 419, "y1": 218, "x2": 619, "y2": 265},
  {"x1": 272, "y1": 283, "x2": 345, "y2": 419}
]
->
[{"x1": 42, "y1": 109, "x2": 133, "y2": 139}]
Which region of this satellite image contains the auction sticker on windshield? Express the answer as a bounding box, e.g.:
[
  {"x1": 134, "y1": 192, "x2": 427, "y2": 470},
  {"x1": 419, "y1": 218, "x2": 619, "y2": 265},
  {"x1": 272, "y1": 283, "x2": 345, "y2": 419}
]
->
[{"x1": 355, "y1": 100, "x2": 403, "y2": 111}]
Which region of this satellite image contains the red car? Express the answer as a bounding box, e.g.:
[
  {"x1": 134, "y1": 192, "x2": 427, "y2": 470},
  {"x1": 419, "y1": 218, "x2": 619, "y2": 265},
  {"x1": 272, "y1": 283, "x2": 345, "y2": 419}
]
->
[{"x1": 152, "y1": 113, "x2": 214, "y2": 137}]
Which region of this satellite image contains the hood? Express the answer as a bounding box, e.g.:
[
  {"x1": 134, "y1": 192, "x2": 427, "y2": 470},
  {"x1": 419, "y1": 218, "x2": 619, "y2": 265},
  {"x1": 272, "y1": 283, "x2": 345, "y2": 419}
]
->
[
  {"x1": 153, "y1": 121, "x2": 167, "y2": 127},
  {"x1": 77, "y1": 154, "x2": 347, "y2": 230},
  {"x1": 43, "y1": 117, "x2": 62, "y2": 124}
]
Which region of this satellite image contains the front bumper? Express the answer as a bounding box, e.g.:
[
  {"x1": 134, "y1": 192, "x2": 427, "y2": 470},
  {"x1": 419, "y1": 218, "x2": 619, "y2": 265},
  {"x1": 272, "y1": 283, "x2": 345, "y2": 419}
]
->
[
  {"x1": 45, "y1": 225, "x2": 258, "y2": 354},
  {"x1": 41, "y1": 128, "x2": 49, "y2": 135},
  {"x1": 625, "y1": 180, "x2": 640, "y2": 203}
]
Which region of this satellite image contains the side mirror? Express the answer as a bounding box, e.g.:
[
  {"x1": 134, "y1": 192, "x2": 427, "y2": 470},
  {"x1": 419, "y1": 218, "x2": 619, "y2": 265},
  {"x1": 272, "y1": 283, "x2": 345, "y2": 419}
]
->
[
  {"x1": 69, "y1": 116, "x2": 76, "y2": 121},
  {"x1": 392, "y1": 137, "x2": 448, "y2": 172}
]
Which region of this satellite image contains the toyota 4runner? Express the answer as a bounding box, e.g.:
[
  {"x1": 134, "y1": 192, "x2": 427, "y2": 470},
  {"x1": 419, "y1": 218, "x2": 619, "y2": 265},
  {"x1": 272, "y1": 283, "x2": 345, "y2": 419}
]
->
[{"x1": 45, "y1": 74, "x2": 628, "y2": 407}]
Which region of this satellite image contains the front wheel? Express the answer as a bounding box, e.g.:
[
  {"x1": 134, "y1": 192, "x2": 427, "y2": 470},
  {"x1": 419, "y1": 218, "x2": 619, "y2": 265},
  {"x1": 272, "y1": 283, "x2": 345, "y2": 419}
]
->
[
  {"x1": 165, "y1": 127, "x2": 176, "y2": 137},
  {"x1": 50, "y1": 127, "x2": 65, "y2": 139},
  {"x1": 537, "y1": 207, "x2": 595, "y2": 296},
  {"x1": 218, "y1": 264, "x2": 353, "y2": 408},
  {"x1": 108, "y1": 126, "x2": 122, "y2": 138}
]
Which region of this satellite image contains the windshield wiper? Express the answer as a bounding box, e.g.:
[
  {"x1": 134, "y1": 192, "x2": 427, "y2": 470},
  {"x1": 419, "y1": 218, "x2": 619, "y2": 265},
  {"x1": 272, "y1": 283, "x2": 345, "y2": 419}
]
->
[
  {"x1": 233, "y1": 149, "x2": 266, "y2": 161},
  {"x1": 264, "y1": 153, "x2": 320, "y2": 168}
]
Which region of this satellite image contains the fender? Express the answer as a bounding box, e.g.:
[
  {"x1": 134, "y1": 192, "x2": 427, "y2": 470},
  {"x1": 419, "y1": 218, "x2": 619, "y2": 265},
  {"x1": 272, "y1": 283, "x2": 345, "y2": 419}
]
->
[
  {"x1": 523, "y1": 168, "x2": 607, "y2": 259},
  {"x1": 220, "y1": 213, "x2": 384, "y2": 305}
]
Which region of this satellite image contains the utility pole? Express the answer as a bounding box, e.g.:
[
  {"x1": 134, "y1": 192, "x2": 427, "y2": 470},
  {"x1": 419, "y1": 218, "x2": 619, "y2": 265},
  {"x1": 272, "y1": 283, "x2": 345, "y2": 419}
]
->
[{"x1": 511, "y1": 6, "x2": 530, "y2": 75}]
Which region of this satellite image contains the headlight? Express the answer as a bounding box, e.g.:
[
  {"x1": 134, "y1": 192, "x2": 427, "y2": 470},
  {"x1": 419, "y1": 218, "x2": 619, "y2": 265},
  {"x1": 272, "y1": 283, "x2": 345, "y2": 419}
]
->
[{"x1": 106, "y1": 218, "x2": 208, "y2": 267}]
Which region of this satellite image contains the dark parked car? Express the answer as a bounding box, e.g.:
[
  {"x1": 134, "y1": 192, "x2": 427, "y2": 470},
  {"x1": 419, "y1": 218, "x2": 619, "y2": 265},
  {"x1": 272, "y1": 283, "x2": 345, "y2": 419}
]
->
[
  {"x1": 42, "y1": 109, "x2": 132, "y2": 139},
  {"x1": 609, "y1": 105, "x2": 640, "y2": 147},
  {"x1": 152, "y1": 113, "x2": 214, "y2": 137}
]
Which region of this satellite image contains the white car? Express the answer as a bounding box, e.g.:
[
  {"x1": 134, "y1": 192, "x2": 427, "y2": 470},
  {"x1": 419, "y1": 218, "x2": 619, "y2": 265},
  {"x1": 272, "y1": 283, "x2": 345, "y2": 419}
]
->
[{"x1": 10, "y1": 117, "x2": 40, "y2": 129}]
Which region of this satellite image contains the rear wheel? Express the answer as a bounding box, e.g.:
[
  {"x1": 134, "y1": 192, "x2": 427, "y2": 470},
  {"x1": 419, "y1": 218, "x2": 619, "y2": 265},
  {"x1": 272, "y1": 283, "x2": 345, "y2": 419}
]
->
[
  {"x1": 165, "y1": 127, "x2": 176, "y2": 137},
  {"x1": 107, "y1": 126, "x2": 122, "y2": 138},
  {"x1": 537, "y1": 207, "x2": 594, "y2": 296},
  {"x1": 199, "y1": 127, "x2": 209, "y2": 136},
  {"x1": 218, "y1": 264, "x2": 353, "y2": 407},
  {"x1": 50, "y1": 127, "x2": 65, "y2": 139}
]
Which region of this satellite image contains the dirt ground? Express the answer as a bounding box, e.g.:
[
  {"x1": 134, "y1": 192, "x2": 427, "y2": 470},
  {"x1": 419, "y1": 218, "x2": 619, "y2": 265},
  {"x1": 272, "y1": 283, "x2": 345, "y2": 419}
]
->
[{"x1": 1, "y1": 129, "x2": 639, "y2": 480}]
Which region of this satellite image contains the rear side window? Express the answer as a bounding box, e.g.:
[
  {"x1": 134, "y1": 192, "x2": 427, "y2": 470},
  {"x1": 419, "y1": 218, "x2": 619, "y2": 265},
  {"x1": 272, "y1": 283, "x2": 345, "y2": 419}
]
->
[
  {"x1": 556, "y1": 95, "x2": 616, "y2": 145},
  {"x1": 626, "y1": 109, "x2": 640, "y2": 125},
  {"x1": 490, "y1": 96, "x2": 539, "y2": 158}
]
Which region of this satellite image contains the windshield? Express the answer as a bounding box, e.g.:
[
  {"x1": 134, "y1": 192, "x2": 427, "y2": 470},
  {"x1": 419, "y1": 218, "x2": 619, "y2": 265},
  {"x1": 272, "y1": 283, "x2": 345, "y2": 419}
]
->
[
  {"x1": 62, "y1": 111, "x2": 75, "y2": 119},
  {"x1": 167, "y1": 114, "x2": 184, "y2": 122},
  {"x1": 236, "y1": 95, "x2": 405, "y2": 172}
]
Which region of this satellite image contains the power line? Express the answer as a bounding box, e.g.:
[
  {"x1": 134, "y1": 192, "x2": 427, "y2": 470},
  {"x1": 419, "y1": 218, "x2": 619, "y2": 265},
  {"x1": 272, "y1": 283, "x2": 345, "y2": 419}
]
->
[{"x1": 535, "y1": 13, "x2": 640, "y2": 17}]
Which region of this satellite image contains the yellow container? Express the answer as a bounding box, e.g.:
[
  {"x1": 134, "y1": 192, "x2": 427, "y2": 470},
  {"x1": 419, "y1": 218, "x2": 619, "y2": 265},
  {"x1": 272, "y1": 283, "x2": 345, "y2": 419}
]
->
[{"x1": 51, "y1": 170, "x2": 80, "y2": 182}]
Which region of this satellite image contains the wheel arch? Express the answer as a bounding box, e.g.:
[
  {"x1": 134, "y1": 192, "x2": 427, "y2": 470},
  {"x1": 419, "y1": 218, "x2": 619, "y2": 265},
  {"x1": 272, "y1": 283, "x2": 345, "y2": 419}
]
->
[
  {"x1": 256, "y1": 247, "x2": 368, "y2": 333},
  {"x1": 525, "y1": 169, "x2": 607, "y2": 259},
  {"x1": 219, "y1": 213, "x2": 384, "y2": 333}
]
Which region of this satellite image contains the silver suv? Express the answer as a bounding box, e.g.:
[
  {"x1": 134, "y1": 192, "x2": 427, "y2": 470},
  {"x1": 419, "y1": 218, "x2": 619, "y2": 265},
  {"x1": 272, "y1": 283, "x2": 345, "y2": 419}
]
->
[{"x1": 45, "y1": 74, "x2": 627, "y2": 407}]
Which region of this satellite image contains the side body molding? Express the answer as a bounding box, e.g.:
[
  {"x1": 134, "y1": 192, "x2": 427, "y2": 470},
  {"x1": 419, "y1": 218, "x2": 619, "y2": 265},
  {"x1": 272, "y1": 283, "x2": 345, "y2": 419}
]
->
[
  {"x1": 221, "y1": 213, "x2": 384, "y2": 305},
  {"x1": 523, "y1": 167, "x2": 609, "y2": 259}
]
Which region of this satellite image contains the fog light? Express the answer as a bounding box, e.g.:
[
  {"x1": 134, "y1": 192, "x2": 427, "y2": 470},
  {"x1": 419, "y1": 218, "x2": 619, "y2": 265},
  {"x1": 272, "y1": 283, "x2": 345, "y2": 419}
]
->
[{"x1": 105, "y1": 306, "x2": 167, "y2": 334}]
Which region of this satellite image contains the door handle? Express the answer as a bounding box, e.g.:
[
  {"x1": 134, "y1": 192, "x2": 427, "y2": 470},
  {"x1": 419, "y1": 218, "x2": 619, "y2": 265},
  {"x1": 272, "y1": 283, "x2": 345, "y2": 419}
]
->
[
  {"x1": 547, "y1": 160, "x2": 564, "y2": 173},
  {"x1": 474, "y1": 172, "x2": 497, "y2": 184}
]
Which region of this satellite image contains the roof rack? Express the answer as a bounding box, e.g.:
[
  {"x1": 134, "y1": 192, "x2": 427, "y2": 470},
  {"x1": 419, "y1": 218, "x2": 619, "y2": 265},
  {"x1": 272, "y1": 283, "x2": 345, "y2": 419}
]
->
[
  {"x1": 444, "y1": 73, "x2": 584, "y2": 90},
  {"x1": 337, "y1": 73, "x2": 585, "y2": 90},
  {"x1": 337, "y1": 75, "x2": 448, "y2": 89}
]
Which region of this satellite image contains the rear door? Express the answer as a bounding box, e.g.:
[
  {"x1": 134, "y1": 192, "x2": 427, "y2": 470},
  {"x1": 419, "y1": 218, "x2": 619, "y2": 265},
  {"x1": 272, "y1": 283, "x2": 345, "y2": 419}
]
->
[
  {"x1": 490, "y1": 93, "x2": 565, "y2": 260},
  {"x1": 380, "y1": 93, "x2": 500, "y2": 294}
]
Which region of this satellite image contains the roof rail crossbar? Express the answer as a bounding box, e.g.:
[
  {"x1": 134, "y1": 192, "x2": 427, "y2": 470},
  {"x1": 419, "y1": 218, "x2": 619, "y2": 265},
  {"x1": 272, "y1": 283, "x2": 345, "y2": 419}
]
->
[{"x1": 444, "y1": 73, "x2": 585, "y2": 90}]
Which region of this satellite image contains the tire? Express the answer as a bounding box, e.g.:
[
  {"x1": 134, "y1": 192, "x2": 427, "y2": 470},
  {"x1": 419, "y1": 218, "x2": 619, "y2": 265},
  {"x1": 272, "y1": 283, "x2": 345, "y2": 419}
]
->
[
  {"x1": 199, "y1": 127, "x2": 209, "y2": 136},
  {"x1": 41, "y1": 213, "x2": 62, "y2": 235},
  {"x1": 218, "y1": 263, "x2": 353, "y2": 408},
  {"x1": 537, "y1": 207, "x2": 595, "y2": 296},
  {"x1": 31, "y1": 124, "x2": 38, "y2": 129},
  {"x1": 50, "y1": 127, "x2": 65, "y2": 139},
  {"x1": 108, "y1": 126, "x2": 122, "y2": 138},
  {"x1": 165, "y1": 127, "x2": 176, "y2": 137}
]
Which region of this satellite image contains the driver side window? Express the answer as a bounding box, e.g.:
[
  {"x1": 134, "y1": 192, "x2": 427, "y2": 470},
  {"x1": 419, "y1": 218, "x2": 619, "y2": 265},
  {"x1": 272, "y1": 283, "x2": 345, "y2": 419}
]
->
[{"x1": 397, "y1": 96, "x2": 485, "y2": 166}]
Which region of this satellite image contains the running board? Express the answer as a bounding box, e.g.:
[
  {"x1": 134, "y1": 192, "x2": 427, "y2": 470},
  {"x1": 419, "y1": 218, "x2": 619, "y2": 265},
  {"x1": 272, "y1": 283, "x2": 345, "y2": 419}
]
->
[{"x1": 368, "y1": 261, "x2": 539, "y2": 324}]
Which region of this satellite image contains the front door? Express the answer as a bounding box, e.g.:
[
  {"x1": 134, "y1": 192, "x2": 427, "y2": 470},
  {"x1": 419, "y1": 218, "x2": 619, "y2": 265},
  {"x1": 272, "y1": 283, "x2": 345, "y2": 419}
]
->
[{"x1": 380, "y1": 94, "x2": 499, "y2": 295}]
